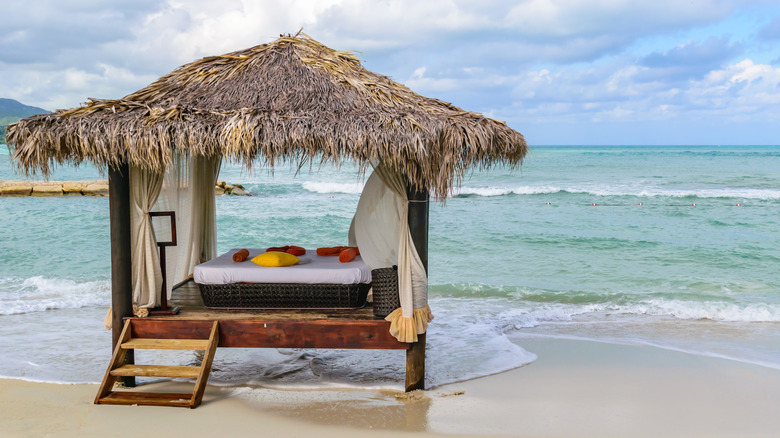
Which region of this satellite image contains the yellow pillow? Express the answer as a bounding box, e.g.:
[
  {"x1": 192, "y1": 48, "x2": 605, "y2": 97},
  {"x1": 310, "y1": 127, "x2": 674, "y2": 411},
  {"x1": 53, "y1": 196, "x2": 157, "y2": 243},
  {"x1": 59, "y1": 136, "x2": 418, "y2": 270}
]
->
[{"x1": 251, "y1": 251, "x2": 300, "y2": 267}]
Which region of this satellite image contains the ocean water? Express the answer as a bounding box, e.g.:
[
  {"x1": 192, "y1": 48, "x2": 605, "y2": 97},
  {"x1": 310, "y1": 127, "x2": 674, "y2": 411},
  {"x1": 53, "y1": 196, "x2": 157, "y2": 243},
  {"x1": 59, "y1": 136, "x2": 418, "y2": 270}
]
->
[{"x1": 1, "y1": 145, "x2": 778, "y2": 390}]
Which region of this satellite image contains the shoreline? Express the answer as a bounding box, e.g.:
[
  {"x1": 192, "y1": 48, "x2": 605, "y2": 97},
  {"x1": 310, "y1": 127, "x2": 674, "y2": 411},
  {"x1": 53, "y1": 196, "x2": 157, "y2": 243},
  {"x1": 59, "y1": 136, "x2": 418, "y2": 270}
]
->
[{"x1": 3, "y1": 338, "x2": 780, "y2": 437}]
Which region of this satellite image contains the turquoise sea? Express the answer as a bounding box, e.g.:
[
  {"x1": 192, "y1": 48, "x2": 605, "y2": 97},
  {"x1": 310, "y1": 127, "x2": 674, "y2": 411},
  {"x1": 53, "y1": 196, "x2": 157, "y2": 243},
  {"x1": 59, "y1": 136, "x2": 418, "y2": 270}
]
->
[{"x1": 1, "y1": 145, "x2": 778, "y2": 389}]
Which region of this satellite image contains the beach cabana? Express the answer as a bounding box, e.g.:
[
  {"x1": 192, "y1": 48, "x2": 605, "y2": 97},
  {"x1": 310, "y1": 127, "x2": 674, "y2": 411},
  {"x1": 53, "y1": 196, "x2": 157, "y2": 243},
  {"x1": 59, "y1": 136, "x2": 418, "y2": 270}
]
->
[{"x1": 7, "y1": 33, "x2": 527, "y2": 406}]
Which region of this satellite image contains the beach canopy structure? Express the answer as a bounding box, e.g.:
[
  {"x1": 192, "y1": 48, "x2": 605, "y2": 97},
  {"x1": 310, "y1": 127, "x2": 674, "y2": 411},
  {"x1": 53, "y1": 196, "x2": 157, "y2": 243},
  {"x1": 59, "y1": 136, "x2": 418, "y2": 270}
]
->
[
  {"x1": 8, "y1": 34, "x2": 526, "y2": 196},
  {"x1": 7, "y1": 33, "x2": 526, "y2": 395}
]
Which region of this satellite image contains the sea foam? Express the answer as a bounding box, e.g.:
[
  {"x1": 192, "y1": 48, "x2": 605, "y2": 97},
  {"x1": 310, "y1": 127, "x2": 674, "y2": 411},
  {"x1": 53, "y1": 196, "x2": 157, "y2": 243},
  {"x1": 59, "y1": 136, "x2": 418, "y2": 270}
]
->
[
  {"x1": 0, "y1": 276, "x2": 110, "y2": 315},
  {"x1": 453, "y1": 186, "x2": 562, "y2": 197},
  {"x1": 301, "y1": 181, "x2": 365, "y2": 194},
  {"x1": 452, "y1": 185, "x2": 780, "y2": 199},
  {"x1": 496, "y1": 298, "x2": 780, "y2": 329}
]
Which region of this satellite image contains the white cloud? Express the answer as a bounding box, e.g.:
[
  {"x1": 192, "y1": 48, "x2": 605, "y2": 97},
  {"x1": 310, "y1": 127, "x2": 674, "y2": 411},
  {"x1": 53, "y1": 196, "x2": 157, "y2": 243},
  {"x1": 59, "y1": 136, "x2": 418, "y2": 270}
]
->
[
  {"x1": 1, "y1": 0, "x2": 779, "y2": 143},
  {"x1": 503, "y1": 0, "x2": 734, "y2": 37},
  {"x1": 411, "y1": 67, "x2": 427, "y2": 80},
  {"x1": 490, "y1": 57, "x2": 780, "y2": 131},
  {"x1": 686, "y1": 59, "x2": 780, "y2": 114},
  {"x1": 0, "y1": 63, "x2": 159, "y2": 110}
]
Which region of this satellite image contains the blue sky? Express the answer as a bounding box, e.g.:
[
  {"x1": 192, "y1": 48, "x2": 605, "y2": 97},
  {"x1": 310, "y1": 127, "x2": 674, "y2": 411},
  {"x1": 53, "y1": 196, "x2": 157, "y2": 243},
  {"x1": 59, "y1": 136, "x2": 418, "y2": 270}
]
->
[{"x1": 1, "y1": 0, "x2": 779, "y2": 145}]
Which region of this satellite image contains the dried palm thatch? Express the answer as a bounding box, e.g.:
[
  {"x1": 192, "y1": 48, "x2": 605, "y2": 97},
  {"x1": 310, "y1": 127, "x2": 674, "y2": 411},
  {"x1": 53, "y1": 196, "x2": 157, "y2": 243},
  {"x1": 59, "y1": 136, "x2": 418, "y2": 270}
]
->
[{"x1": 7, "y1": 33, "x2": 526, "y2": 199}]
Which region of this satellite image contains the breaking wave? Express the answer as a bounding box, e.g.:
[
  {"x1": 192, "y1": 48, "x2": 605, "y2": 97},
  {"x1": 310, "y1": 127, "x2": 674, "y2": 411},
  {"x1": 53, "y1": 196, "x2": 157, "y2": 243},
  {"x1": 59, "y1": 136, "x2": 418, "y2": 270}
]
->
[
  {"x1": 452, "y1": 185, "x2": 780, "y2": 199},
  {"x1": 0, "y1": 276, "x2": 110, "y2": 315},
  {"x1": 301, "y1": 181, "x2": 365, "y2": 194}
]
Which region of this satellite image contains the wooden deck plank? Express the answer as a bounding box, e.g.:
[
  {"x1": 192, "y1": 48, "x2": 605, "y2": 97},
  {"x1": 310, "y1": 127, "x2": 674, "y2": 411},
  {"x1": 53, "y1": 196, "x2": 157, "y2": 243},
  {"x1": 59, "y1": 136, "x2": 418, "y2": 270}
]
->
[
  {"x1": 121, "y1": 338, "x2": 210, "y2": 350},
  {"x1": 109, "y1": 364, "x2": 201, "y2": 379},
  {"x1": 98, "y1": 391, "x2": 194, "y2": 407}
]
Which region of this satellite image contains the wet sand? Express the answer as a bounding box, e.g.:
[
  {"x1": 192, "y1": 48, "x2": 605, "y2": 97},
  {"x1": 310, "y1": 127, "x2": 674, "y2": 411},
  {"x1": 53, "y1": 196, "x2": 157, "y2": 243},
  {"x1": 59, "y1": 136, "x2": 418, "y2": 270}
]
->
[{"x1": 2, "y1": 338, "x2": 779, "y2": 437}]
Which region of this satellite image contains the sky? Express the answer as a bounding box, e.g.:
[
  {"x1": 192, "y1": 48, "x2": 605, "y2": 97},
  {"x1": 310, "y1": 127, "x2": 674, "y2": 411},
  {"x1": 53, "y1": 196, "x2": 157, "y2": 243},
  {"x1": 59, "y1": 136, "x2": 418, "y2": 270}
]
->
[{"x1": 2, "y1": 0, "x2": 780, "y2": 145}]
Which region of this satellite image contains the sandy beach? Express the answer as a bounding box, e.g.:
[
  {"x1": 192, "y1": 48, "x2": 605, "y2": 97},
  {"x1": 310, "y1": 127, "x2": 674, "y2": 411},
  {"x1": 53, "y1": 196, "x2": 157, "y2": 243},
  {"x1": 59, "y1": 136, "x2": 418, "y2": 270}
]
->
[{"x1": 3, "y1": 338, "x2": 779, "y2": 438}]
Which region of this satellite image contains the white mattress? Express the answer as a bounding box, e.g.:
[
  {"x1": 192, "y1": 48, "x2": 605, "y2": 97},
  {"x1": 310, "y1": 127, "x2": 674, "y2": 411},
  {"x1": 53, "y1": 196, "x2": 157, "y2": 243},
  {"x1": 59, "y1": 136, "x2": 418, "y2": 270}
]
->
[{"x1": 193, "y1": 248, "x2": 372, "y2": 285}]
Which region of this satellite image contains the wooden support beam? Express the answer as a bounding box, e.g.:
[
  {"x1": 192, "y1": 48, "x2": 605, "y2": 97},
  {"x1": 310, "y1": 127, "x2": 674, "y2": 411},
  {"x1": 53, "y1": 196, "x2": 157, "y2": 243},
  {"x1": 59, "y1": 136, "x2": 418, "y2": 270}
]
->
[
  {"x1": 406, "y1": 184, "x2": 429, "y2": 391},
  {"x1": 405, "y1": 332, "x2": 426, "y2": 391},
  {"x1": 94, "y1": 320, "x2": 132, "y2": 402},
  {"x1": 109, "y1": 163, "x2": 134, "y2": 387},
  {"x1": 191, "y1": 322, "x2": 220, "y2": 408},
  {"x1": 406, "y1": 185, "x2": 429, "y2": 274},
  {"x1": 128, "y1": 318, "x2": 410, "y2": 350}
]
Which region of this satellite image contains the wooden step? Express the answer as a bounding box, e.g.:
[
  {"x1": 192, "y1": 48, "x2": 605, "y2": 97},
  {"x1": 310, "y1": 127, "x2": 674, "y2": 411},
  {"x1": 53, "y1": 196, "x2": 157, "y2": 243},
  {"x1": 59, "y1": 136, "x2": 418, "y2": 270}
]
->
[
  {"x1": 99, "y1": 391, "x2": 194, "y2": 407},
  {"x1": 95, "y1": 320, "x2": 219, "y2": 408},
  {"x1": 121, "y1": 338, "x2": 210, "y2": 350},
  {"x1": 109, "y1": 364, "x2": 201, "y2": 379}
]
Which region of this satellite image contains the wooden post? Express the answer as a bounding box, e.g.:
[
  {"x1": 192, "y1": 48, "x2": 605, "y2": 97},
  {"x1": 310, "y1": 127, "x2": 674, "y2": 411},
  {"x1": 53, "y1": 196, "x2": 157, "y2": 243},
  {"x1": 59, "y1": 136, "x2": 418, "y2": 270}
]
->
[
  {"x1": 405, "y1": 184, "x2": 428, "y2": 392},
  {"x1": 407, "y1": 186, "x2": 429, "y2": 272},
  {"x1": 108, "y1": 163, "x2": 134, "y2": 387},
  {"x1": 405, "y1": 332, "x2": 426, "y2": 391},
  {"x1": 148, "y1": 211, "x2": 178, "y2": 314}
]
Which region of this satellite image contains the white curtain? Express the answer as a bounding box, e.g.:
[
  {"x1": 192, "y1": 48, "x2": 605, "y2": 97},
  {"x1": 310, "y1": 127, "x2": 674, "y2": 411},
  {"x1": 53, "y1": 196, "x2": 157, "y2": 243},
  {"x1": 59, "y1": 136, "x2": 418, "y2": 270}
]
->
[
  {"x1": 154, "y1": 154, "x2": 221, "y2": 299},
  {"x1": 129, "y1": 165, "x2": 164, "y2": 312},
  {"x1": 354, "y1": 163, "x2": 433, "y2": 343},
  {"x1": 195, "y1": 155, "x2": 220, "y2": 266},
  {"x1": 348, "y1": 216, "x2": 357, "y2": 247}
]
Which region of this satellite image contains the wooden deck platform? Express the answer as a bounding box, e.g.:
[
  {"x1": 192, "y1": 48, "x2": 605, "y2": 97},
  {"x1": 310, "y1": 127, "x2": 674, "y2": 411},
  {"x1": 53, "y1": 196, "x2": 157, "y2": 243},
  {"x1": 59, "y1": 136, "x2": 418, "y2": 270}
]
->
[
  {"x1": 124, "y1": 281, "x2": 424, "y2": 391},
  {"x1": 129, "y1": 281, "x2": 409, "y2": 350}
]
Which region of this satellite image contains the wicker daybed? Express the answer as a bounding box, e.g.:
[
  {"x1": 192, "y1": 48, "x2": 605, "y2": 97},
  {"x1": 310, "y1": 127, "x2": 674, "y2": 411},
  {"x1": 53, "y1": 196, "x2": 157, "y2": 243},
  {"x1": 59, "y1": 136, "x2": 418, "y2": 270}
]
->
[{"x1": 194, "y1": 248, "x2": 372, "y2": 309}]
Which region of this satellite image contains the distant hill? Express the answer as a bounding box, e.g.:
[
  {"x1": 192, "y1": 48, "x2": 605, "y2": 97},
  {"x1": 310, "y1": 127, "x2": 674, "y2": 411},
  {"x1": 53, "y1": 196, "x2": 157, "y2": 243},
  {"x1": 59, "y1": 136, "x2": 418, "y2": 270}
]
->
[{"x1": 0, "y1": 98, "x2": 49, "y2": 144}]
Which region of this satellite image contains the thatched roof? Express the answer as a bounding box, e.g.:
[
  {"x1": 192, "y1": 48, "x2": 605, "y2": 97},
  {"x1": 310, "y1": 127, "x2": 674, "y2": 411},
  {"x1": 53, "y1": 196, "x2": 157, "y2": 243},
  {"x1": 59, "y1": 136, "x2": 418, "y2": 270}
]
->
[{"x1": 7, "y1": 33, "x2": 526, "y2": 199}]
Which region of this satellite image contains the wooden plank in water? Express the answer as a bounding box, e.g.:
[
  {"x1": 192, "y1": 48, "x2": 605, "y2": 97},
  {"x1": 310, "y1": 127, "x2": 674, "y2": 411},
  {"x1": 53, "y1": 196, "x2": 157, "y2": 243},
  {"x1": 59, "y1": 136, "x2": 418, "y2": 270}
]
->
[{"x1": 129, "y1": 318, "x2": 409, "y2": 350}]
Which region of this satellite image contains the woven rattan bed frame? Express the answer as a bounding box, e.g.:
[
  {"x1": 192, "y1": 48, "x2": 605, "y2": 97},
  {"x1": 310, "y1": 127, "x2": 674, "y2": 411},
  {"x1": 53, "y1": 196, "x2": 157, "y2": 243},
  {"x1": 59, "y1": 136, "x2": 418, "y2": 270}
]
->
[{"x1": 198, "y1": 282, "x2": 370, "y2": 310}]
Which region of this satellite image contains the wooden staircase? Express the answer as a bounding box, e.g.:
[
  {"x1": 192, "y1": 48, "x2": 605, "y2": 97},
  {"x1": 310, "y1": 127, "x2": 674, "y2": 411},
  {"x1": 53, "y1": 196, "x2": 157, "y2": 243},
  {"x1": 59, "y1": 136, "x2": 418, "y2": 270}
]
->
[{"x1": 95, "y1": 320, "x2": 219, "y2": 408}]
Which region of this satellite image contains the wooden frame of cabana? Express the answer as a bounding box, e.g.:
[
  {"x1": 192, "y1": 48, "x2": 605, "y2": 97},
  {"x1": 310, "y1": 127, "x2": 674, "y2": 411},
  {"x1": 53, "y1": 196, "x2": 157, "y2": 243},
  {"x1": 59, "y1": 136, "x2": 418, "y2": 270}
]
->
[
  {"x1": 8, "y1": 33, "x2": 526, "y2": 406},
  {"x1": 107, "y1": 163, "x2": 429, "y2": 393}
]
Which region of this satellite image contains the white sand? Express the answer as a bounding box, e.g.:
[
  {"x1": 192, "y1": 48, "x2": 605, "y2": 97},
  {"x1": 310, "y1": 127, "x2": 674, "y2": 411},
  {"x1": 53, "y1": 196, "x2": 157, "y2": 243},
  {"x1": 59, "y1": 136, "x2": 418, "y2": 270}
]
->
[{"x1": 3, "y1": 338, "x2": 779, "y2": 438}]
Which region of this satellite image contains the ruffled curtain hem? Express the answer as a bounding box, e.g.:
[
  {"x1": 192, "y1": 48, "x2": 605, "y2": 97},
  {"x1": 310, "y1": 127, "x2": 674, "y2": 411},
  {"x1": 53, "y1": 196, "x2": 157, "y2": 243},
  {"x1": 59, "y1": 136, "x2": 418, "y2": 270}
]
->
[
  {"x1": 385, "y1": 305, "x2": 434, "y2": 343},
  {"x1": 103, "y1": 305, "x2": 150, "y2": 330}
]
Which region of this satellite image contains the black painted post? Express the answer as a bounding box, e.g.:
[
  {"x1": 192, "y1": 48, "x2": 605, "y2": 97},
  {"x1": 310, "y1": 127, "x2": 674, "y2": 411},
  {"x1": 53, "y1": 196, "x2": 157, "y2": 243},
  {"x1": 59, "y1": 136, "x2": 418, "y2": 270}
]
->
[
  {"x1": 405, "y1": 183, "x2": 428, "y2": 391},
  {"x1": 407, "y1": 186, "x2": 429, "y2": 274},
  {"x1": 108, "y1": 163, "x2": 134, "y2": 387}
]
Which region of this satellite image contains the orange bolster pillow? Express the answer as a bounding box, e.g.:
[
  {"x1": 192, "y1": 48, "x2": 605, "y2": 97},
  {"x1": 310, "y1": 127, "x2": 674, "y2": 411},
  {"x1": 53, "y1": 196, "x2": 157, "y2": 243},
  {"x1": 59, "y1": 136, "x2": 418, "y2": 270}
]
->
[
  {"x1": 316, "y1": 247, "x2": 343, "y2": 256},
  {"x1": 317, "y1": 246, "x2": 360, "y2": 257},
  {"x1": 233, "y1": 248, "x2": 250, "y2": 262},
  {"x1": 286, "y1": 246, "x2": 306, "y2": 256},
  {"x1": 338, "y1": 247, "x2": 358, "y2": 263},
  {"x1": 268, "y1": 245, "x2": 306, "y2": 256}
]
